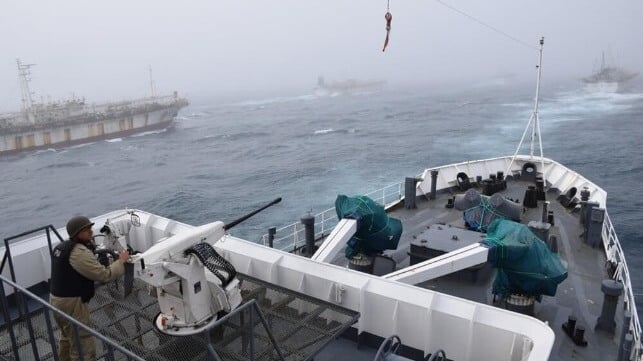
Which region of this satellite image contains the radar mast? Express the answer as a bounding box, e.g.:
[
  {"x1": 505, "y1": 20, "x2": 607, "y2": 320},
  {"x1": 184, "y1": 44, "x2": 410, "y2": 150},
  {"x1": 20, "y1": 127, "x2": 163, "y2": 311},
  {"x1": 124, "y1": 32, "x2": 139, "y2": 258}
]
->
[
  {"x1": 17, "y1": 59, "x2": 36, "y2": 111},
  {"x1": 507, "y1": 37, "x2": 546, "y2": 186}
]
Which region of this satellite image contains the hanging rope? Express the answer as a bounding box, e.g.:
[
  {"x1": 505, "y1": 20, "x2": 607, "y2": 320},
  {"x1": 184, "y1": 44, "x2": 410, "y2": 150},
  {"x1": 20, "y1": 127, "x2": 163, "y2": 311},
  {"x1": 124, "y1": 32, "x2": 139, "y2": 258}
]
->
[{"x1": 382, "y1": 0, "x2": 392, "y2": 52}]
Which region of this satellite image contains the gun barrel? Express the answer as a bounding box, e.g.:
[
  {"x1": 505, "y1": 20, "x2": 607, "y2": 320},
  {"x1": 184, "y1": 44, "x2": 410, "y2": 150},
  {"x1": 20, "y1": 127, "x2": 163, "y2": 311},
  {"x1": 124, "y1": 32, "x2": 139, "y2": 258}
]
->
[{"x1": 224, "y1": 197, "x2": 282, "y2": 230}]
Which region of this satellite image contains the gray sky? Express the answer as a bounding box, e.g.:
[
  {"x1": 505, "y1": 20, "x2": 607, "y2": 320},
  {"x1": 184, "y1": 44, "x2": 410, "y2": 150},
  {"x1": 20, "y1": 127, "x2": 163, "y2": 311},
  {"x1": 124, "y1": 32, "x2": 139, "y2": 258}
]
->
[{"x1": 1, "y1": 0, "x2": 641, "y2": 110}]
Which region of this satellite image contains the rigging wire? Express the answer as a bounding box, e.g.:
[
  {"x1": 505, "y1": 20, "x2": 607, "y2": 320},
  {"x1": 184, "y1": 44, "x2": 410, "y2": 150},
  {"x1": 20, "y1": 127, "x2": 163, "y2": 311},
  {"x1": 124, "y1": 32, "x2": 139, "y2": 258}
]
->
[{"x1": 434, "y1": 0, "x2": 539, "y2": 51}]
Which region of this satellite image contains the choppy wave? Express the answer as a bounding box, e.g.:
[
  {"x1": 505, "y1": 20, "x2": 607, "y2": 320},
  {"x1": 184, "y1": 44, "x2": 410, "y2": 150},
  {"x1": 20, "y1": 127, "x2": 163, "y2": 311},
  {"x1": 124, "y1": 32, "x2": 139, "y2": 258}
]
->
[
  {"x1": 2, "y1": 84, "x2": 642, "y2": 306},
  {"x1": 38, "y1": 161, "x2": 90, "y2": 170},
  {"x1": 232, "y1": 94, "x2": 318, "y2": 107},
  {"x1": 548, "y1": 90, "x2": 643, "y2": 115},
  {"x1": 196, "y1": 131, "x2": 271, "y2": 142}
]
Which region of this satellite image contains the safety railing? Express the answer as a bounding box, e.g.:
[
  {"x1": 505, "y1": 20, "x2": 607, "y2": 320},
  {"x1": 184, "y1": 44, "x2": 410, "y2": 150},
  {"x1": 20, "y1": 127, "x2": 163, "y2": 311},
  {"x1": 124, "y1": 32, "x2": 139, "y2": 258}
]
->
[
  {"x1": 206, "y1": 299, "x2": 286, "y2": 361},
  {"x1": 262, "y1": 181, "x2": 405, "y2": 252},
  {"x1": 1, "y1": 225, "x2": 64, "y2": 283},
  {"x1": 0, "y1": 274, "x2": 145, "y2": 361},
  {"x1": 1, "y1": 225, "x2": 287, "y2": 361},
  {"x1": 603, "y1": 210, "x2": 642, "y2": 361}
]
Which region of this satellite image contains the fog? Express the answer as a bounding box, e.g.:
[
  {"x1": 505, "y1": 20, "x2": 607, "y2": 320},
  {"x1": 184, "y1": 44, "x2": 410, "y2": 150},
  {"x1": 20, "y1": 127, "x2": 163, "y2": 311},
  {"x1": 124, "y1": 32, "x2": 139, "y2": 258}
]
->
[{"x1": 1, "y1": 0, "x2": 641, "y2": 110}]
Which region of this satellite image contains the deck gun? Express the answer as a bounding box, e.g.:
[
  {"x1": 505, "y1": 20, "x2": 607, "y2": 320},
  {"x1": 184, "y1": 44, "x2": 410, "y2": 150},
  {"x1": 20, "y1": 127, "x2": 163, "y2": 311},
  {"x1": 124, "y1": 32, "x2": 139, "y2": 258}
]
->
[{"x1": 98, "y1": 197, "x2": 281, "y2": 336}]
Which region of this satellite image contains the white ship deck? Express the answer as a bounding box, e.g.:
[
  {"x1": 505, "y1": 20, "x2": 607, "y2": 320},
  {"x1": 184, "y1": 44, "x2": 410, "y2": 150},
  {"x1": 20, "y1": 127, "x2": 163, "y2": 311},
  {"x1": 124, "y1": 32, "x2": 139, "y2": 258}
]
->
[{"x1": 0, "y1": 155, "x2": 640, "y2": 361}]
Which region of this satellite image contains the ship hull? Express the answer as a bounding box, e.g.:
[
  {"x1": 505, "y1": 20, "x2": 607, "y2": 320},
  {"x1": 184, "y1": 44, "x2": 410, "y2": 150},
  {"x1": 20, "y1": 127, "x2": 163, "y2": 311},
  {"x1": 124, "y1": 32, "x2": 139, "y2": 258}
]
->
[{"x1": 0, "y1": 106, "x2": 181, "y2": 156}]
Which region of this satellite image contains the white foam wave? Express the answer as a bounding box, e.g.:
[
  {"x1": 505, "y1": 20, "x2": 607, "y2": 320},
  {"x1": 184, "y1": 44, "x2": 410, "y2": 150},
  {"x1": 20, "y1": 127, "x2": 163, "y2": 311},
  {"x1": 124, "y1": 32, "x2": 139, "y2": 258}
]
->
[
  {"x1": 131, "y1": 128, "x2": 167, "y2": 137},
  {"x1": 313, "y1": 128, "x2": 334, "y2": 135},
  {"x1": 68, "y1": 142, "x2": 96, "y2": 149},
  {"x1": 545, "y1": 89, "x2": 643, "y2": 118},
  {"x1": 233, "y1": 94, "x2": 318, "y2": 107},
  {"x1": 32, "y1": 148, "x2": 57, "y2": 155},
  {"x1": 106, "y1": 138, "x2": 123, "y2": 143}
]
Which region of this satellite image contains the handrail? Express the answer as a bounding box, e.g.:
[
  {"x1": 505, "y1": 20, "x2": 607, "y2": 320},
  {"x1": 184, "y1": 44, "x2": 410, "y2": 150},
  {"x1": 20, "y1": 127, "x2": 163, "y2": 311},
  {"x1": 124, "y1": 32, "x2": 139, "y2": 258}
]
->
[
  {"x1": 0, "y1": 274, "x2": 145, "y2": 361},
  {"x1": 259, "y1": 164, "x2": 642, "y2": 360},
  {"x1": 1, "y1": 225, "x2": 65, "y2": 277},
  {"x1": 261, "y1": 180, "x2": 405, "y2": 252},
  {"x1": 1, "y1": 272, "x2": 287, "y2": 361},
  {"x1": 207, "y1": 299, "x2": 286, "y2": 361},
  {"x1": 602, "y1": 211, "x2": 642, "y2": 360},
  {"x1": 2, "y1": 227, "x2": 291, "y2": 361}
]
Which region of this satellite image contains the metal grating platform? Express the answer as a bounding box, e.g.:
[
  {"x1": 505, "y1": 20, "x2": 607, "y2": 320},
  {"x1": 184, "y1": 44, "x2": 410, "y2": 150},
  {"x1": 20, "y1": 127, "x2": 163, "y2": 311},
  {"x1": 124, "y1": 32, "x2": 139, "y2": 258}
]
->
[{"x1": 1, "y1": 274, "x2": 359, "y2": 361}]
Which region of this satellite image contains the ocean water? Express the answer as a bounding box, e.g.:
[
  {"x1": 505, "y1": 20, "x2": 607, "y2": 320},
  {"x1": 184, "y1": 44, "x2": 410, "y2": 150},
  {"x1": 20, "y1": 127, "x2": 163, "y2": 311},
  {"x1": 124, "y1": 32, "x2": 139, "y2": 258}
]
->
[{"x1": 1, "y1": 82, "x2": 642, "y2": 303}]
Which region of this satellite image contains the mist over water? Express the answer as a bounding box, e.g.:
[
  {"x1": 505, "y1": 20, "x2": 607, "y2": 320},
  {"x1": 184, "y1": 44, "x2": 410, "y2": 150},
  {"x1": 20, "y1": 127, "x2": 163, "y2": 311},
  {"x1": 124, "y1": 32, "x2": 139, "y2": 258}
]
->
[{"x1": 1, "y1": 82, "x2": 642, "y2": 307}]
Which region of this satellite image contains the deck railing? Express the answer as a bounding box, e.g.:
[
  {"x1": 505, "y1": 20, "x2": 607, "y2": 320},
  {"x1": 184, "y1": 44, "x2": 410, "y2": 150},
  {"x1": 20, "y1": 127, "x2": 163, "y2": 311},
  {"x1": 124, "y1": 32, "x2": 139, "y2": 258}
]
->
[
  {"x1": 262, "y1": 181, "x2": 405, "y2": 252},
  {"x1": 0, "y1": 274, "x2": 146, "y2": 361},
  {"x1": 0, "y1": 273, "x2": 291, "y2": 361},
  {"x1": 603, "y1": 211, "x2": 642, "y2": 361},
  {"x1": 259, "y1": 166, "x2": 642, "y2": 360}
]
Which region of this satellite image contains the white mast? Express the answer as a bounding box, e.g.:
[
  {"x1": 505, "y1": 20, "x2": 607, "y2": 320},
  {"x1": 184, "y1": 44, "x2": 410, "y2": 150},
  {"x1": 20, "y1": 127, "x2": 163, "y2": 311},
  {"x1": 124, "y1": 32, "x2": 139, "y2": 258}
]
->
[
  {"x1": 506, "y1": 37, "x2": 546, "y2": 185},
  {"x1": 17, "y1": 59, "x2": 36, "y2": 111},
  {"x1": 148, "y1": 65, "x2": 157, "y2": 98}
]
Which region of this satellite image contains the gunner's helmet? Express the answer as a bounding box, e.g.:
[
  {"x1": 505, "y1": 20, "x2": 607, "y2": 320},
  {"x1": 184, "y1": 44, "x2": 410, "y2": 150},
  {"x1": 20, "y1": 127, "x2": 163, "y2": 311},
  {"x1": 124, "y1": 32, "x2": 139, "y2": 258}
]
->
[{"x1": 66, "y1": 216, "x2": 94, "y2": 239}]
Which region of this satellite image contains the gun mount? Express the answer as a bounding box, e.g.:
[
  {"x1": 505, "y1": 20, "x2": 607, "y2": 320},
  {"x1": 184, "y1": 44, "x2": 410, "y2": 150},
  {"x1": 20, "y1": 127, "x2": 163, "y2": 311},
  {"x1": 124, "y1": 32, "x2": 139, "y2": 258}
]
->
[{"x1": 95, "y1": 198, "x2": 282, "y2": 336}]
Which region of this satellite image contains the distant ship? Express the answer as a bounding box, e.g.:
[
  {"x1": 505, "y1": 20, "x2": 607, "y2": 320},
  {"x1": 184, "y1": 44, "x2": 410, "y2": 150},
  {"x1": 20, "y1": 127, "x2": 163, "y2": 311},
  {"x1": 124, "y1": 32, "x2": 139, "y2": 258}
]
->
[
  {"x1": 0, "y1": 59, "x2": 189, "y2": 156},
  {"x1": 314, "y1": 75, "x2": 386, "y2": 96},
  {"x1": 582, "y1": 52, "x2": 638, "y2": 93}
]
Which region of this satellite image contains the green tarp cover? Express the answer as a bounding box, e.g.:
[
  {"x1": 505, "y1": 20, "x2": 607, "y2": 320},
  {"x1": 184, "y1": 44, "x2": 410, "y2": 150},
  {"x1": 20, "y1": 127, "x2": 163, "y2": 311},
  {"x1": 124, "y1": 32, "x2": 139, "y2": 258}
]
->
[
  {"x1": 481, "y1": 219, "x2": 567, "y2": 298},
  {"x1": 335, "y1": 195, "x2": 402, "y2": 258}
]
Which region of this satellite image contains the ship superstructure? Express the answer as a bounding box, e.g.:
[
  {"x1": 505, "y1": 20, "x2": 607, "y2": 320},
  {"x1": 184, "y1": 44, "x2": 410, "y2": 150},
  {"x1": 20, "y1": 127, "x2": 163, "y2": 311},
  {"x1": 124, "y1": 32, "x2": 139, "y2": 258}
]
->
[{"x1": 582, "y1": 52, "x2": 638, "y2": 93}]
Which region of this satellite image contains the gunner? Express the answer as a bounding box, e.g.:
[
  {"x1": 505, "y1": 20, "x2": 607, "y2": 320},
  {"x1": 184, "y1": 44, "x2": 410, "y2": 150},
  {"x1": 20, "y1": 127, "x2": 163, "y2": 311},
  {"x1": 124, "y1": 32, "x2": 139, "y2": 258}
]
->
[{"x1": 49, "y1": 215, "x2": 129, "y2": 361}]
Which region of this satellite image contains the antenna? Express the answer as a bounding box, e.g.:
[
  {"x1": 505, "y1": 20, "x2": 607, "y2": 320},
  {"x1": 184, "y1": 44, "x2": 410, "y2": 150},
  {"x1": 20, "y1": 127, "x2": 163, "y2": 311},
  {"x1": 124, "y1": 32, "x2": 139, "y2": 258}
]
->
[
  {"x1": 148, "y1": 65, "x2": 157, "y2": 98},
  {"x1": 506, "y1": 37, "x2": 546, "y2": 185},
  {"x1": 16, "y1": 59, "x2": 36, "y2": 111}
]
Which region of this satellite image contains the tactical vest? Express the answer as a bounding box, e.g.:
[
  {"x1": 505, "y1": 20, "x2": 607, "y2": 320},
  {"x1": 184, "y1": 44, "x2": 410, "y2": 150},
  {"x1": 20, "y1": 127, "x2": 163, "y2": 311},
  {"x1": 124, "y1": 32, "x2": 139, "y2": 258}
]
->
[{"x1": 50, "y1": 241, "x2": 95, "y2": 303}]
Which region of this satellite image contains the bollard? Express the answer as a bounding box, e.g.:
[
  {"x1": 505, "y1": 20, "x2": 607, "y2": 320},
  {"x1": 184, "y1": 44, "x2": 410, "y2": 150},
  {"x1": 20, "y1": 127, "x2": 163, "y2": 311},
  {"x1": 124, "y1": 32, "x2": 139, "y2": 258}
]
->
[
  {"x1": 430, "y1": 170, "x2": 439, "y2": 200},
  {"x1": 579, "y1": 187, "x2": 591, "y2": 225},
  {"x1": 300, "y1": 214, "x2": 315, "y2": 257},
  {"x1": 268, "y1": 227, "x2": 276, "y2": 248},
  {"x1": 596, "y1": 279, "x2": 624, "y2": 334},
  {"x1": 535, "y1": 177, "x2": 546, "y2": 200},
  {"x1": 580, "y1": 187, "x2": 591, "y2": 202},
  {"x1": 404, "y1": 177, "x2": 417, "y2": 209},
  {"x1": 475, "y1": 175, "x2": 483, "y2": 187},
  {"x1": 523, "y1": 186, "x2": 538, "y2": 208},
  {"x1": 542, "y1": 201, "x2": 549, "y2": 223}
]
